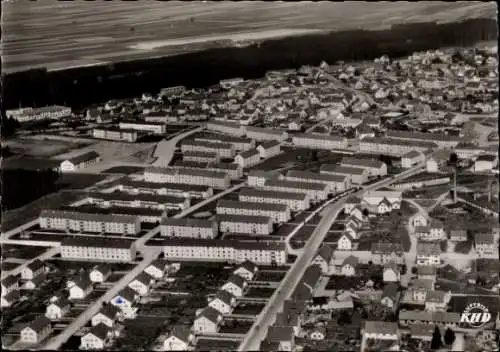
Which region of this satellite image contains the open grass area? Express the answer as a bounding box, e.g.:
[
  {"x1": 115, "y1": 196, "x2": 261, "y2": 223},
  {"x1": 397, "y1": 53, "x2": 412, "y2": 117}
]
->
[
  {"x1": 3, "y1": 138, "x2": 92, "y2": 158},
  {"x1": 1, "y1": 245, "x2": 49, "y2": 260},
  {"x1": 100, "y1": 165, "x2": 146, "y2": 174}
]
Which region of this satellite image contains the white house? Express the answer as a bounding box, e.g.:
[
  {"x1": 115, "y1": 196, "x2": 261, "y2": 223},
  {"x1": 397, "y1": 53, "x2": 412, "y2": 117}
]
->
[
  {"x1": 80, "y1": 323, "x2": 113, "y2": 350},
  {"x1": 128, "y1": 272, "x2": 155, "y2": 296},
  {"x1": 144, "y1": 260, "x2": 170, "y2": 280},
  {"x1": 383, "y1": 262, "x2": 400, "y2": 283},
  {"x1": 257, "y1": 140, "x2": 281, "y2": 159},
  {"x1": 233, "y1": 260, "x2": 258, "y2": 281},
  {"x1": 1, "y1": 290, "x2": 20, "y2": 308},
  {"x1": 474, "y1": 155, "x2": 498, "y2": 172},
  {"x1": 412, "y1": 213, "x2": 429, "y2": 227},
  {"x1": 92, "y1": 304, "x2": 123, "y2": 328},
  {"x1": 193, "y1": 307, "x2": 222, "y2": 334},
  {"x1": 362, "y1": 321, "x2": 399, "y2": 341},
  {"x1": 208, "y1": 290, "x2": 237, "y2": 314},
  {"x1": 69, "y1": 277, "x2": 93, "y2": 300},
  {"x1": 20, "y1": 316, "x2": 52, "y2": 344},
  {"x1": 45, "y1": 299, "x2": 70, "y2": 320},
  {"x1": 337, "y1": 233, "x2": 354, "y2": 251},
  {"x1": 163, "y1": 326, "x2": 196, "y2": 351},
  {"x1": 416, "y1": 242, "x2": 441, "y2": 266},
  {"x1": 60, "y1": 151, "x2": 101, "y2": 172},
  {"x1": 312, "y1": 245, "x2": 334, "y2": 274},
  {"x1": 221, "y1": 274, "x2": 247, "y2": 297},
  {"x1": 89, "y1": 264, "x2": 111, "y2": 283},
  {"x1": 21, "y1": 259, "x2": 46, "y2": 280}
]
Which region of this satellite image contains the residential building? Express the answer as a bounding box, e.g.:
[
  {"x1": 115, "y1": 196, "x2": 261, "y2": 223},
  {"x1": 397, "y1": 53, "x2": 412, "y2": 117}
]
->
[
  {"x1": 21, "y1": 259, "x2": 45, "y2": 280},
  {"x1": 221, "y1": 274, "x2": 248, "y2": 297},
  {"x1": 20, "y1": 316, "x2": 52, "y2": 344},
  {"x1": 183, "y1": 150, "x2": 220, "y2": 163},
  {"x1": 344, "y1": 196, "x2": 362, "y2": 214},
  {"x1": 246, "y1": 126, "x2": 288, "y2": 142},
  {"x1": 80, "y1": 323, "x2": 113, "y2": 350},
  {"x1": 86, "y1": 192, "x2": 190, "y2": 211},
  {"x1": 128, "y1": 272, "x2": 155, "y2": 296},
  {"x1": 40, "y1": 209, "x2": 141, "y2": 235},
  {"x1": 474, "y1": 155, "x2": 498, "y2": 172},
  {"x1": 233, "y1": 260, "x2": 258, "y2": 281},
  {"x1": 424, "y1": 290, "x2": 451, "y2": 312},
  {"x1": 208, "y1": 290, "x2": 237, "y2": 314},
  {"x1": 234, "y1": 149, "x2": 261, "y2": 168},
  {"x1": 320, "y1": 164, "x2": 368, "y2": 185},
  {"x1": 402, "y1": 150, "x2": 426, "y2": 168},
  {"x1": 193, "y1": 307, "x2": 222, "y2": 334},
  {"x1": 206, "y1": 162, "x2": 243, "y2": 180},
  {"x1": 362, "y1": 190, "x2": 402, "y2": 211},
  {"x1": 383, "y1": 262, "x2": 401, "y2": 282},
  {"x1": 89, "y1": 264, "x2": 111, "y2": 283},
  {"x1": 285, "y1": 170, "x2": 348, "y2": 194},
  {"x1": 110, "y1": 287, "x2": 139, "y2": 319},
  {"x1": 144, "y1": 260, "x2": 170, "y2": 280},
  {"x1": 292, "y1": 133, "x2": 348, "y2": 150},
  {"x1": 92, "y1": 304, "x2": 123, "y2": 328},
  {"x1": 337, "y1": 233, "x2": 354, "y2": 251},
  {"x1": 362, "y1": 321, "x2": 399, "y2": 341},
  {"x1": 45, "y1": 299, "x2": 70, "y2": 320},
  {"x1": 23, "y1": 274, "x2": 47, "y2": 290},
  {"x1": 117, "y1": 179, "x2": 213, "y2": 199},
  {"x1": 60, "y1": 151, "x2": 101, "y2": 172},
  {"x1": 264, "y1": 179, "x2": 328, "y2": 203},
  {"x1": 217, "y1": 214, "x2": 273, "y2": 235},
  {"x1": 163, "y1": 326, "x2": 196, "y2": 351},
  {"x1": 399, "y1": 310, "x2": 460, "y2": 328},
  {"x1": 359, "y1": 137, "x2": 437, "y2": 156},
  {"x1": 1, "y1": 290, "x2": 20, "y2": 308},
  {"x1": 247, "y1": 170, "x2": 284, "y2": 187},
  {"x1": 70, "y1": 277, "x2": 93, "y2": 299},
  {"x1": 341, "y1": 256, "x2": 358, "y2": 276},
  {"x1": 340, "y1": 157, "x2": 388, "y2": 177},
  {"x1": 181, "y1": 140, "x2": 235, "y2": 158},
  {"x1": 409, "y1": 324, "x2": 434, "y2": 342},
  {"x1": 144, "y1": 167, "x2": 230, "y2": 189},
  {"x1": 371, "y1": 243, "x2": 404, "y2": 265},
  {"x1": 206, "y1": 120, "x2": 246, "y2": 137},
  {"x1": 265, "y1": 326, "x2": 295, "y2": 351},
  {"x1": 61, "y1": 238, "x2": 137, "y2": 262},
  {"x1": 92, "y1": 128, "x2": 138, "y2": 142},
  {"x1": 160, "y1": 218, "x2": 218, "y2": 239},
  {"x1": 381, "y1": 283, "x2": 401, "y2": 309},
  {"x1": 119, "y1": 121, "x2": 166, "y2": 135},
  {"x1": 475, "y1": 233, "x2": 495, "y2": 255},
  {"x1": 195, "y1": 134, "x2": 254, "y2": 151},
  {"x1": 239, "y1": 187, "x2": 310, "y2": 212},
  {"x1": 312, "y1": 245, "x2": 334, "y2": 274},
  {"x1": 416, "y1": 242, "x2": 441, "y2": 265},
  {"x1": 257, "y1": 140, "x2": 281, "y2": 159},
  {"x1": 217, "y1": 199, "x2": 290, "y2": 224},
  {"x1": 7, "y1": 105, "x2": 71, "y2": 123},
  {"x1": 426, "y1": 149, "x2": 452, "y2": 172}
]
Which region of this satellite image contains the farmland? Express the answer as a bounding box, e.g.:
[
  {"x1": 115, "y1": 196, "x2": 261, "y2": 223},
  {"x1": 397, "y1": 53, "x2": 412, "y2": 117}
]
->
[{"x1": 2, "y1": 1, "x2": 496, "y2": 73}]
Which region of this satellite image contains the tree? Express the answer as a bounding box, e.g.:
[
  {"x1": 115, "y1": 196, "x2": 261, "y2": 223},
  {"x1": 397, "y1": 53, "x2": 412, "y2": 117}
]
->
[
  {"x1": 449, "y1": 152, "x2": 458, "y2": 165},
  {"x1": 431, "y1": 326, "x2": 443, "y2": 350},
  {"x1": 444, "y1": 328, "x2": 456, "y2": 345},
  {"x1": 411, "y1": 267, "x2": 418, "y2": 275},
  {"x1": 362, "y1": 208, "x2": 369, "y2": 217}
]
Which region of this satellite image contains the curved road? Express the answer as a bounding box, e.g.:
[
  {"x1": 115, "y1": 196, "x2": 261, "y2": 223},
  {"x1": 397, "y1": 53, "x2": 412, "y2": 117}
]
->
[
  {"x1": 153, "y1": 126, "x2": 203, "y2": 167},
  {"x1": 238, "y1": 163, "x2": 425, "y2": 351}
]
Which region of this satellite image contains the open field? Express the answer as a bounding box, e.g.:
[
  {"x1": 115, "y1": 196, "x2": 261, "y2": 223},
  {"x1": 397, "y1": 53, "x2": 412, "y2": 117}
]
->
[
  {"x1": 4, "y1": 138, "x2": 92, "y2": 158},
  {"x1": 2, "y1": 1, "x2": 496, "y2": 73}
]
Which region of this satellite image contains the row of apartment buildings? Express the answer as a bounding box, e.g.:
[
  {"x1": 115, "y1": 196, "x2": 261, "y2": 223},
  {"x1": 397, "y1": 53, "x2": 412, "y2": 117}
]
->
[
  {"x1": 144, "y1": 167, "x2": 230, "y2": 189},
  {"x1": 206, "y1": 121, "x2": 289, "y2": 142}
]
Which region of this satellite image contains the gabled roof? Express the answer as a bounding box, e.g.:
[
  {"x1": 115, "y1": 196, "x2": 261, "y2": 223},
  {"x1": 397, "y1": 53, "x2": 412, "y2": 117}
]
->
[
  {"x1": 292, "y1": 282, "x2": 313, "y2": 301},
  {"x1": 169, "y1": 325, "x2": 192, "y2": 343},
  {"x1": 384, "y1": 261, "x2": 399, "y2": 274},
  {"x1": 115, "y1": 287, "x2": 138, "y2": 303},
  {"x1": 73, "y1": 276, "x2": 92, "y2": 290},
  {"x1": 49, "y1": 298, "x2": 70, "y2": 309},
  {"x1": 26, "y1": 259, "x2": 45, "y2": 272},
  {"x1": 258, "y1": 140, "x2": 281, "y2": 149},
  {"x1": 132, "y1": 272, "x2": 155, "y2": 286},
  {"x1": 316, "y1": 245, "x2": 334, "y2": 264},
  {"x1": 260, "y1": 340, "x2": 281, "y2": 351},
  {"x1": 302, "y1": 265, "x2": 322, "y2": 289},
  {"x1": 3, "y1": 290, "x2": 21, "y2": 302},
  {"x1": 91, "y1": 264, "x2": 111, "y2": 276},
  {"x1": 475, "y1": 233, "x2": 494, "y2": 245},
  {"x1": 364, "y1": 321, "x2": 398, "y2": 335},
  {"x1": 66, "y1": 151, "x2": 100, "y2": 165},
  {"x1": 382, "y1": 283, "x2": 399, "y2": 301},
  {"x1": 266, "y1": 326, "x2": 294, "y2": 342},
  {"x1": 25, "y1": 316, "x2": 51, "y2": 333},
  {"x1": 410, "y1": 323, "x2": 434, "y2": 337},
  {"x1": 88, "y1": 323, "x2": 112, "y2": 341},
  {"x1": 342, "y1": 255, "x2": 359, "y2": 268},
  {"x1": 97, "y1": 304, "x2": 121, "y2": 319},
  {"x1": 213, "y1": 290, "x2": 235, "y2": 306},
  {"x1": 275, "y1": 309, "x2": 300, "y2": 327},
  {"x1": 225, "y1": 274, "x2": 246, "y2": 289},
  {"x1": 197, "y1": 306, "x2": 221, "y2": 324},
  {"x1": 416, "y1": 265, "x2": 437, "y2": 276},
  {"x1": 148, "y1": 259, "x2": 169, "y2": 271},
  {"x1": 236, "y1": 260, "x2": 258, "y2": 274},
  {"x1": 425, "y1": 290, "x2": 447, "y2": 303}
]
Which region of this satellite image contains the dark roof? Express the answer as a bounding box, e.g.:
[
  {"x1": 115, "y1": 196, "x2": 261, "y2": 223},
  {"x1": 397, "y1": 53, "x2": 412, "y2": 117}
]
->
[
  {"x1": 2, "y1": 275, "x2": 18, "y2": 288},
  {"x1": 258, "y1": 140, "x2": 281, "y2": 149},
  {"x1": 239, "y1": 187, "x2": 307, "y2": 201},
  {"x1": 121, "y1": 179, "x2": 210, "y2": 192},
  {"x1": 116, "y1": 287, "x2": 138, "y2": 303},
  {"x1": 88, "y1": 323, "x2": 112, "y2": 340},
  {"x1": 62, "y1": 237, "x2": 135, "y2": 249},
  {"x1": 292, "y1": 282, "x2": 312, "y2": 301},
  {"x1": 98, "y1": 304, "x2": 121, "y2": 319},
  {"x1": 161, "y1": 217, "x2": 214, "y2": 229},
  {"x1": 217, "y1": 214, "x2": 271, "y2": 224},
  {"x1": 91, "y1": 264, "x2": 111, "y2": 275},
  {"x1": 382, "y1": 283, "x2": 400, "y2": 300},
  {"x1": 74, "y1": 276, "x2": 93, "y2": 289},
  {"x1": 302, "y1": 265, "x2": 322, "y2": 289},
  {"x1": 66, "y1": 151, "x2": 100, "y2": 165},
  {"x1": 25, "y1": 316, "x2": 51, "y2": 333},
  {"x1": 341, "y1": 157, "x2": 385, "y2": 169},
  {"x1": 264, "y1": 179, "x2": 327, "y2": 191},
  {"x1": 198, "y1": 307, "x2": 221, "y2": 324},
  {"x1": 236, "y1": 260, "x2": 258, "y2": 274},
  {"x1": 170, "y1": 325, "x2": 192, "y2": 343},
  {"x1": 320, "y1": 164, "x2": 366, "y2": 175},
  {"x1": 342, "y1": 255, "x2": 359, "y2": 268},
  {"x1": 3, "y1": 290, "x2": 21, "y2": 302},
  {"x1": 286, "y1": 170, "x2": 347, "y2": 183},
  {"x1": 316, "y1": 245, "x2": 334, "y2": 263},
  {"x1": 238, "y1": 149, "x2": 260, "y2": 159},
  {"x1": 266, "y1": 326, "x2": 294, "y2": 342},
  {"x1": 226, "y1": 274, "x2": 246, "y2": 289},
  {"x1": 41, "y1": 208, "x2": 139, "y2": 224},
  {"x1": 364, "y1": 321, "x2": 398, "y2": 335},
  {"x1": 214, "y1": 290, "x2": 235, "y2": 305},
  {"x1": 50, "y1": 298, "x2": 71, "y2": 309}
]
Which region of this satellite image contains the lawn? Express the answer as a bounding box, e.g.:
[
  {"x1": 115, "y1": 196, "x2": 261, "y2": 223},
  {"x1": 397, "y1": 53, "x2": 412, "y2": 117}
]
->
[
  {"x1": 1, "y1": 245, "x2": 48, "y2": 260},
  {"x1": 233, "y1": 302, "x2": 266, "y2": 316},
  {"x1": 100, "y1": 166, "x2": 146, "y2": 174},
  {"x1": 57, "y1": 173, "x2": 107, "y2": 190}
]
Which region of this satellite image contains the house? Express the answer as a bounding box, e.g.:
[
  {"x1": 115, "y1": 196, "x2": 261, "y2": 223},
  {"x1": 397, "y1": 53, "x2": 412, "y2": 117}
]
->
[
  {"x1": 474, "y1": 155, "x2": 498, "y2": 172},
  {"x1": 344, "y1": 221, "x2": 360, "y2": 240},
  {"x1": 80, "y1": 323, "x2": 113, "y2": 350},
  {"x1": 377, "y1": 197, "x2": 393, "y2": 214},
  {"x1": 69, "y1": 277, "x2": 93, "y2": 299},
  {"x1": 383, "y1": 262, "x2": 400, "y2": 282},
  {"x1": 233, "y1": 260, "x2": 259, "y2": 281},
  {"x1": 426, "y1": 149, "x2": 451, "y2": 172},
  {"x1": 344, "y1": 196, "x2": 362, "y2": 214},
  {"x1": 312, "y1": 245, "x2": 334, "y2": 274},
  {"x1": 275, "y1": 308, "x2": 302, "y2": 336},
  {"x1": 234, "y1": 149, "x2": 261, "y2": 168},
  {"x1": 412, "y1": 213, "x2": 429, "y2": 227},
  {"x1": 60, "y1": 151, "x2": 101, "y2": 172},
  {"x1": 362, "y1": 321, "x2": 399, "y2": 341},
  {"x1": 89, "y1": 264, "x2": 111, "y2": 283},
  {"x1": 428, "y1": 219, "x2": 447, "y2": 240},
  {"x1": 20, "y1": 316, "x2": 52, "y2": 344},
  {"x1": 309, "y1": 327, "x2": 326, "y2": 341},
  {"x1": 266, "y1": 326, "x2": 295, "y2": 351},
  {"x1": 409, "y1": 323, "x2": 434, "y2": 342},
  {"x1": 362, "y1": 190, "x2": 402, "y2": 212},
  {"x1": 257, "y1": 140, "x2": 281, "y2": 159},
  {"x1": 221, "y1": 274, "x2": 247, "y2": 297},
  {"x1": 341, "y1": 256, "x2": 358, "y2": 276},
  {"x1": 144, "y1": 260, "x2": 169, "y2": 280},
  {"x1": 416, "y1": 265, "x2": 437, "y2": 284},
  {"x1": 292, "y1": 282, "x2": 313, "y2": 302},
  {"x1": 381, "y1": 283, "x2": 400, "y2": 309},
  {"x1": 475, "y1": 233, "x2": 495, "y2": 255},
  {"x1": 208, "y1": 290, "x2": 236, "y2": 314},
  {"x1": 128, "y1": 272, "x2": 155, "y2": 296},
  {"x1": 402, "y1": 150, "x2": 426, "y2": 168},
  {"x1": 21, "y1": 259, "x2": 45, "y2": 280},
  {"x1": 194, "y1": 307, "x2": 222, "y2": 334},
  {"x1": 1, "y1": 290, "x2": 21, "y2": 308},
  {"x1": 23, "y1": 274, "x2": 47, "y2": 290},
  {"x1": 349, "y1": 206, "x2": 366, "y2": 223},
  {"x1": 337, "y1": 233, "x2": 354, "y2": 251},
  {"x1": 110, "y1": 287, "x2": 139, "y2": 319},
  {"x1": 45, "y1": 299, "x2": 71, "y2": 320},
  {"x1": 163, "y1": 326, "x2": 196, "y2": 351},
  {"x1": 92, "y1": 304, "x2": 124, "y2": 328},
  {"x1": 416, "y1": 242, "x2": 441, "y2": 266},
  {"x1": 449, "y1": 227, "x2": 467, "y2": 242},
  {"x1": 424, "y1": 290, "x2": 451, "y2": 312},
  {"x1": 302, "y1": 265, "x2": 323, "y2": 293}
]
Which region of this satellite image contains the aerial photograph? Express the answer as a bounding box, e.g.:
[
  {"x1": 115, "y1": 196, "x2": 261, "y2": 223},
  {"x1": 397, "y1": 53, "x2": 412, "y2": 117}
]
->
[{"x1": 1, "y1": 1, "x2": 499, "y2": 351}]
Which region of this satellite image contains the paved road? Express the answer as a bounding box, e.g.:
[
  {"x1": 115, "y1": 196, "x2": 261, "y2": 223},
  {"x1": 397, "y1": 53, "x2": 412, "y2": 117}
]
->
[
  {"x1": 42, "y1": 248, "x2": 161, "y2": 350},
  {"x1": 238, "y1": 164, "x2": 425, "y2": 350},
  {"x1": 153, "y1": 126, "x2": 203, "y2": 167}
]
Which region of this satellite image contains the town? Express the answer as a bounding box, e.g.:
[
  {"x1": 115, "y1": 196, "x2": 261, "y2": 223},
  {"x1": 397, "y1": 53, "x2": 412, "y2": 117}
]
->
[{"x1": 2, "y1": 43, "x2": 499, "y2": 352}]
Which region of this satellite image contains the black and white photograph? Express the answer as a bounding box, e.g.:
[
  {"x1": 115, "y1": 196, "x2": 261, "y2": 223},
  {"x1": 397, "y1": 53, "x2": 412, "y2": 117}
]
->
[{"x1": 1, "y1": 1, "x2": 499, "y2": 351}]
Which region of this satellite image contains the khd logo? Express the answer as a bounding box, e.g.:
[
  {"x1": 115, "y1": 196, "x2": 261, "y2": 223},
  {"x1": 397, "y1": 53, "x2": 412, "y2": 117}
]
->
[{"x1": 460, "y1": 302, "x2": 492, "y2": 328}]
